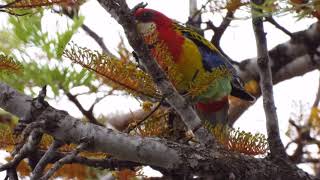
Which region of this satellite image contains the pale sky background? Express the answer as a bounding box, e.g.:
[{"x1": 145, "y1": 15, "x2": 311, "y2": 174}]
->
[{"x1": 1, "y1": 0, "x2": 319, "y2": 178}]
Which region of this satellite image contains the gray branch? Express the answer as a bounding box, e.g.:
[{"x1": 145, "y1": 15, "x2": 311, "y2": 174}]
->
[
  {"x1": 40, "y1": 142, "x2": 87, "y2": 180},
  {"x1": 251, "y1": 0, "x2": 287, "y2": 158},
  {"x1": 30, "y1": 140, "x2": 63, "y2": 180}
]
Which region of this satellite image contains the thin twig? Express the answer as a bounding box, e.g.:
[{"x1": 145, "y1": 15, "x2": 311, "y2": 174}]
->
[
  {"x1": 266, "y1": 16, "x2": 293, "y2": 38},
  {"x1": 62, "y1": 88, "x2": 104, "y2": 127},
  {"x1": 52, "y1": 9, "x2": 115, "y2": 56},
  {"x1": 251, "y1": 0, "x2": 287, "y2": 159},
  {"x1": 209, "y1": 10, "x2": 237, "y2": 63},
  {"x1": 189, "y1": 0, "x2": 211, "y2": 21},
  {"x1": 40, "y1": 142, "x2": 88, "y2": 180},
  {"x1": 0, "y1": 130, "x2": 42, "y2": 172},
  {"x1": 126, "y1": 97, "x2": 165, "y2": 133},
  {"x1": 30, "y1": 140, "x2": 63, "y2": 180},
  {"x1": 35, "y1": 149, "x2": 142, "y2": 170},
  {"x1": 211, "y1": 10, "x2": 234, "y2": 45},
  {"x1": 312, "y1": 73, "x2": 320, "y2": 108}
]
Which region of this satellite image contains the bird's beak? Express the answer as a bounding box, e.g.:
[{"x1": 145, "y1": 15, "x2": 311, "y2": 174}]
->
[{"x1": 133, "y1": 18, "x2": 140, "y2": 25}]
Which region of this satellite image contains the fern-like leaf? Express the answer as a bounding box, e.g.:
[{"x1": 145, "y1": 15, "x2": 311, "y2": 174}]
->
[
  {"x1": 0, "y1": 54, "x2": 23, "y2": 74},
  {"x1": 205, "y1": 122, "x2": 268, "y2": 155},
  {"x1": 1, "y1": 0, "x2": 76, "y2": 9},
  {"x1": 63, "y1": 44, "x2": 161, "y2": 99}
]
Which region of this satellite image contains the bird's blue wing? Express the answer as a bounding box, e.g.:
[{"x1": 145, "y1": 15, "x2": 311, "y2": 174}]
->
[
  {"x1": 173, "y1": 23, "x2": 235, "y2": 73},
  {"x1": 174, "y1": 23, "x2": 255, "y2": 101}
]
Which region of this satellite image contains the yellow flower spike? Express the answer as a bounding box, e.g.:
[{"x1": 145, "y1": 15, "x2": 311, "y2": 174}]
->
[{"x1": 205, "y1": 121, "x2": 268, "y2": 155}]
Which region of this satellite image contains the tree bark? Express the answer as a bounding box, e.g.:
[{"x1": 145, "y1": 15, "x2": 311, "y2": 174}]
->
[{"x1": 0, "y1": 82, "x2": 316, "y2": 179}]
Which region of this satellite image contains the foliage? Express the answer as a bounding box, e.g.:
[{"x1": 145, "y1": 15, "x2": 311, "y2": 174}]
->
[
  {"x1": 2, "y1": 0, "x2": 77, "y2": 9},
  {"x1": 129, "y1": 105, "x2": 171, "y2": 138},
  {"x1": 286, "y1": 102, "x2": 320, "y2": 173},
  {"x1": 64, "y1": 44, "x2": 162, "y2": 99},
  {"x1": 206, "y1": 122, "x2": 268, "y2": 155},
  {"x1": 0, "y1": 60, "x2": 96, "y2": 95},
  {"x1": 0, "y1": 54, "x2": 23, "y2": 74},
  {"x1": 200, "y1": 0, "x2": 320, "y2": 20},
  {"x1": 0, "y1": 5, "x2": 97, "y2": 96},
  {"x1": 8, "y1": 9, "x2": 84, "y2": 59},
  {"x1": 309, "y1": 107, "x2": 320, "y2": 134}
]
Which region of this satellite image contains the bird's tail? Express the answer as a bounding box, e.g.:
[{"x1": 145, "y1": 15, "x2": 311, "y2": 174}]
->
[{"x1": 195, "y1": 96, "x2": 229, "y2": 127}]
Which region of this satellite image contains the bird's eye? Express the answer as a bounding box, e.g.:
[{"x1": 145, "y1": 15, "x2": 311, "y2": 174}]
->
[
  {"x1": 142, "y1": 12, "x2": 153, "y2": 19},
  {"x1": 135, "y1": 11, "x2": 154, "y2": 22}
]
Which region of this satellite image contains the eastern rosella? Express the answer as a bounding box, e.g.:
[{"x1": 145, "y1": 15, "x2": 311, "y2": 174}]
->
[{"x1": 134, "y1": 8, "x2": 255, "y2": 126}]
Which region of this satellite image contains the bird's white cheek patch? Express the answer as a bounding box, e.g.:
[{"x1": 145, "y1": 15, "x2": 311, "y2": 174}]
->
[
  {"x1": 137, "y1": 22, "x2": 158, "y2": 45},
  {"x1": 137, "y1": 22, "x2": 156, "y2": 35}
]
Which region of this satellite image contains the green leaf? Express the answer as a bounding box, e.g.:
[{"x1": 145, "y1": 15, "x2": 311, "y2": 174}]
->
[{"x1": 56, "y1": 16, "x2": 84, "y2": 58}]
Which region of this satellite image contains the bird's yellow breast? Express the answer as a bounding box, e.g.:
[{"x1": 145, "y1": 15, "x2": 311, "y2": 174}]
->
[{"x1": 175, "y1": 38, "x2": 205, "y2": 91}]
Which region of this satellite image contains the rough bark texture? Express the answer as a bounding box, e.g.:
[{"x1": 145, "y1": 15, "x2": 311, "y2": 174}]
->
[{"x1": 0, "y1": 82, "x2": 317, "y2": 179}]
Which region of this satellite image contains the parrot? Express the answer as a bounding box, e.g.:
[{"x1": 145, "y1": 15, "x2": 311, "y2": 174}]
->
[{"x1": 134, "y1": 8, "x2": 255, "y2": 126}]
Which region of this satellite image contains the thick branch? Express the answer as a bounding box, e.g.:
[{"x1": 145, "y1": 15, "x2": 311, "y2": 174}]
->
[
  {"x1": 0, "y1": 82, "x2": 315, "y2": 179},
  {"x1": 251, "y1": 0, "x2": 287, "y2": 158},
  {"x1": 0, "y1": 83, "x2": 312, "y2": 180}
]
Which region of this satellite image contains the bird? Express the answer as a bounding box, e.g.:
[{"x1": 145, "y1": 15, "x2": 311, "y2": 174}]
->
[{"x1": 134, "y1": 8, "x2": 255, "y2": 126}]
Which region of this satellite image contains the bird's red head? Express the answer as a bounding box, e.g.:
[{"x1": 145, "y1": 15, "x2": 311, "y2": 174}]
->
[{"x1": 134, "y1": 8, "x2": 172, "y2": 26}]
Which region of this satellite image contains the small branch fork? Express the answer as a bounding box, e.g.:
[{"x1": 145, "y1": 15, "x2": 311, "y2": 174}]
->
[
  {"x1": 62, "y1": 87, "x2": 105, "y2": 127},
  {"x1": 251, "y1": 0, "x2": 287, "y2": 159},
  {"x1": 265, "y1": 16, "x2": 293, "y2": 38},
  {"x1": 39, "y1": 141, "x2": 89, "y2": 180},
  {"x1": 285, "y1": 73, "x2": 320, "y2": 164},
  {"x1": 30, "y1": 140, "x2": 63, "y2": 180}
]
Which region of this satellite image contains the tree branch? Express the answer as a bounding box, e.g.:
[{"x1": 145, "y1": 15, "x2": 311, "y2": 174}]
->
[
  {"x1": 211, "y1": 10, "x2": 234, "y2": 46},
  {"x1": 30, "y1": 140, "x2": 63, "y2": 180},
  {"x1": 266, "y1": 16, "x2": 293, "y2": 38},
  {"x1": 312, "y1": 73, "x2": 320, "y2": 108},
  {"x1": 63, "y1": 88, "x2": 104, "y2": 127},
  {"x1": 251, "y1": 0, "x2": 287, "y2": 159},
  {"x1": 0, "y1": 82, "x2": 315, "y2": 179},
  {"x1": 40, "y1": 142, "x2": 88, "y2": 180}
]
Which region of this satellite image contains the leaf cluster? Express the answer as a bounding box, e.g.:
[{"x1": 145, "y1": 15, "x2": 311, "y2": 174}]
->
[
  {"x1": 205, "y1": 122, "x2": 268, "y2": 155},
  {"x1": 64, "y1": 44, "x2": 162, "y2": 99},
  {"x1": 0, "y1": 54, "x2": 23, "y2": 74}
]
